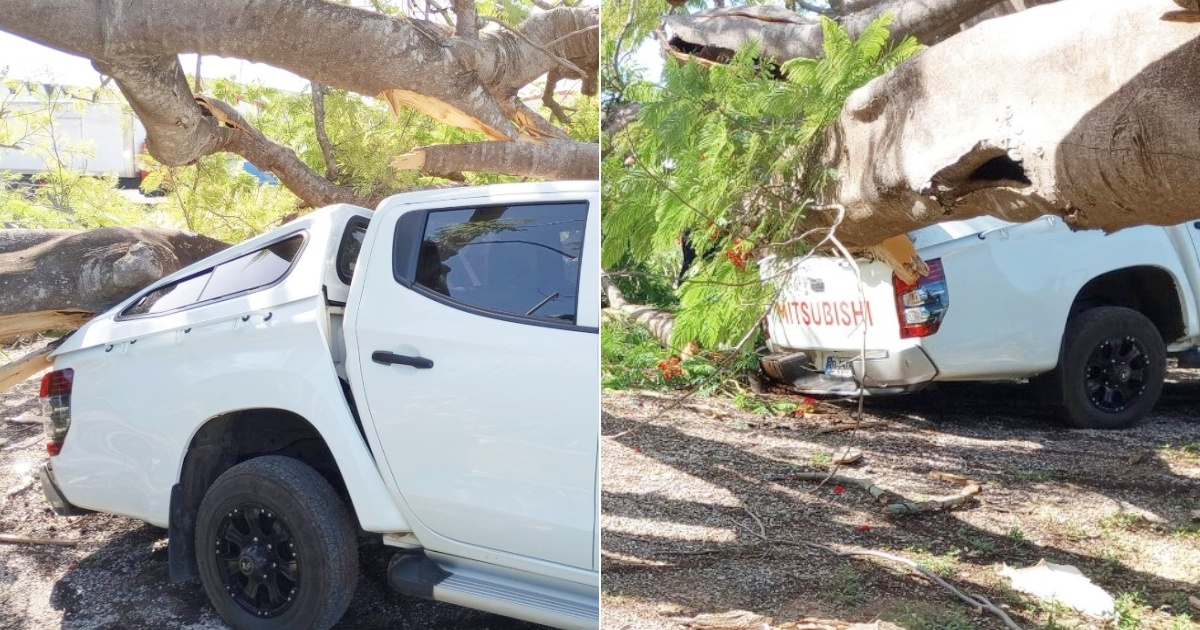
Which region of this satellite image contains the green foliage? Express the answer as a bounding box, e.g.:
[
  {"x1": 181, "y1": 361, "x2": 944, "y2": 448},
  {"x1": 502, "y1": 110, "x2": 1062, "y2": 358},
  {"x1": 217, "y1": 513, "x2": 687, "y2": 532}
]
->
[
  {"x1": 0, "y1": 80, "x2": 151, "y2": 229},
  {"x1": 1113, "y1": 591, "x2": 1147, "y2": 630},
  {"x1": 603, "y1": 14, "x2": 920, "y2": 349},
  {"x1": 601, "y1": 318, "x2": 757, "y2": 395},
  {"x1": 601, "y1": 0, "x2": 669, "y2": 96}
]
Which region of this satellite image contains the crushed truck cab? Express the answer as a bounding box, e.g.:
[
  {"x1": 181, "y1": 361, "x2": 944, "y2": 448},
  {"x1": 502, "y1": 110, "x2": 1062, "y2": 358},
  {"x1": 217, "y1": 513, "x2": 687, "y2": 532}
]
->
[{"x1": 37, "y1": 181, "x2": 600, "y2": 630}]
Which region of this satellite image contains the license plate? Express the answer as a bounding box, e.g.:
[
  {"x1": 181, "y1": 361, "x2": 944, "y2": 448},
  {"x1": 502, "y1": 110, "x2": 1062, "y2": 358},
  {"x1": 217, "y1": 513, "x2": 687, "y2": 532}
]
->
[{"x1": 824, "y1": 356, "x2": 853, "y2": 378}]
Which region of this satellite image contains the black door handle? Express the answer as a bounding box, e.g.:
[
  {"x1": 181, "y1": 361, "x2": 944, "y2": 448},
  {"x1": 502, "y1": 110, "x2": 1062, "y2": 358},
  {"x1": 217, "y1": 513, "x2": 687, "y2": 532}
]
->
[{"x1": 372, "y1": 351, "x2": 434, "y2": 369}]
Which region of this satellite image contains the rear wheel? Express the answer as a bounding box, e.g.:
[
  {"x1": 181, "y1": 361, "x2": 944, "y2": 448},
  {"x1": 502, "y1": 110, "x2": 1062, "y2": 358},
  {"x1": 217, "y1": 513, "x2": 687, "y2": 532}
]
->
[
  {"x1": 1055, "y1": 306, "x2": 1165, "y2": 429},
  {"x1": 195, "y1": 456, "x2": 358, "y2": 630}
]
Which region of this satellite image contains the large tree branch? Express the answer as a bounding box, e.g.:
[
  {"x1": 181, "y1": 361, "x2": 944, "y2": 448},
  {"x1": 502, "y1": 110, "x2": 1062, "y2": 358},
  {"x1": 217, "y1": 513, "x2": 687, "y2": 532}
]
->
[
  {"x1": 94, "y1": 56, "x2": 382, "y2": 208},
  {"x1": 0, "y1": 0, "x2": 599, "y2": 183},
  {"x1": 664, "y1": 0, "x2": 1006, "y2": 63},
  {"x1": 0, "y1": 0, "x2": 522, "y2": 140},
  {"x1": 392, "y1": 138, "x2": 599, "y2": 180},
  {"x1": 822, "y1": 0, "x2": 1200, "y2": 246},
  {"x1": 472, "y1": 7, "x2": 599, "y2": 98}
]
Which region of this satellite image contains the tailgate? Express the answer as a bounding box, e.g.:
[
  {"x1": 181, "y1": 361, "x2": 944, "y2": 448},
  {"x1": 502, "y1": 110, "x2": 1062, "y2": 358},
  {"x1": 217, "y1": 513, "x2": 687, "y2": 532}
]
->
[{"x1": 763, "y1": 256, "x2": 903, "y2": 352}]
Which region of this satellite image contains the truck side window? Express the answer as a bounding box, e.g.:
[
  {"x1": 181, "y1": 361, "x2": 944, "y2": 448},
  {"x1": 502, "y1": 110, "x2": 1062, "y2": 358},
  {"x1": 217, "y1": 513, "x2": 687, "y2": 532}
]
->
[
  {"x1": 415, "y1": 202, "x2": 586, "y2": 324},
  {"x1": 336, "y1": 217, "x2": 370, "y2": 284},
  {"x1": 121, "y1": 234, "x2": 305, "y2": 317}
]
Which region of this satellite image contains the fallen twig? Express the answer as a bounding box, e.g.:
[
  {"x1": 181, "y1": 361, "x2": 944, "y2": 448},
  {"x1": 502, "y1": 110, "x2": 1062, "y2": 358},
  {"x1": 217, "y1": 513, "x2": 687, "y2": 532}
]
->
[
  {"x1": 3, "y1": 435, "x2": 41, "y2": 451},
  {"x1": 7, "y1": 416, "x2": 43, "y2": 425},
  {"x1": 5, "y1": 477, "x2": 34, "y2": 499},
  {"x1": 0, "y1": 533, "x2": 78, "y2": 547},
  {"x1": 784, "y1": 471, "x2": 981, "y2": 515},
  {"x1": 814, "y1": 420, "x2": 889, "y2": 435}
]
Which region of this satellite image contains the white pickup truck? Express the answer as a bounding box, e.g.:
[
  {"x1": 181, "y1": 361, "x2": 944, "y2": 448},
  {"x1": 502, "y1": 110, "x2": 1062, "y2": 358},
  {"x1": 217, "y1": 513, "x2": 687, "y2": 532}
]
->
[
  {"x1": 760, "y1": 214, "x2": 1200, "y2": 429},
  {"x1": 35, "y1": 181, "x2": 600, "y2": 630}
]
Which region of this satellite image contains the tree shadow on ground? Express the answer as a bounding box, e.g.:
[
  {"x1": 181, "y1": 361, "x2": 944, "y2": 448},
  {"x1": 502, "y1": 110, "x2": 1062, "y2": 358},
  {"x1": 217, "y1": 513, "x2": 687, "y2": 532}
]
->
[{"x1": 601, "y1": 382, "x2": 1200, "y2": 627}]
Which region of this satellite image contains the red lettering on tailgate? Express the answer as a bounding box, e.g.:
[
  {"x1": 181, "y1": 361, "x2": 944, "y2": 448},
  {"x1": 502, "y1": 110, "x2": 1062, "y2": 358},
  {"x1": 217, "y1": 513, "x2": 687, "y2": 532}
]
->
[{"x1": 784, "y1": 300, "x2": 877, "y2": 327}]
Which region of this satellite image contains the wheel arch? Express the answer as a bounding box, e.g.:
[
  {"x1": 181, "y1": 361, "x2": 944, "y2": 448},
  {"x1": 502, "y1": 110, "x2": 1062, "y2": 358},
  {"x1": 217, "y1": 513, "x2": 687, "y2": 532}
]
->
[
  {"x1": 1069, "y1": 265, "x2": 1185, "y2": 344},
  {"x1": 167, "y1": 408, "x2": 367, "y2": 583}
]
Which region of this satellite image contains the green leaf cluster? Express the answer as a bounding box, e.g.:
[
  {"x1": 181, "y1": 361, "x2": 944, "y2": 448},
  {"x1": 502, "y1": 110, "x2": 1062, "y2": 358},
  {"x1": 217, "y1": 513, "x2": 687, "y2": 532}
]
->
[{"x1": 603, "y1": 13, "x2": 920, "y2": 349}]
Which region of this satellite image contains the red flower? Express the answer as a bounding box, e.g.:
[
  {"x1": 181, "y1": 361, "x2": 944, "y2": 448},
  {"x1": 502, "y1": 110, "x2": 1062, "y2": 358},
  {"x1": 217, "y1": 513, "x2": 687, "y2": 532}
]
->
[
  {"x1": 832, "y1": 485, "x2": 845, "y2": 495},
  {"x1": 725, "y1": 248, "x2": 746, "y2": 270},
  {"x1": 855, "y1": 524, "x2": 871, "y2": 532},
  {"x1": 657, "y1": 356, "x2": 683, "y2": 380}
]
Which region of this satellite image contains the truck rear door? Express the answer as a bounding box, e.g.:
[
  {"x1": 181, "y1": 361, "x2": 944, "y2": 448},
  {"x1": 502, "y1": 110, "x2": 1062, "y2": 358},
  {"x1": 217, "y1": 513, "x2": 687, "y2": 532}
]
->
[{"x1": 344, "y1": 183, "x2": 599, "y2": 571}]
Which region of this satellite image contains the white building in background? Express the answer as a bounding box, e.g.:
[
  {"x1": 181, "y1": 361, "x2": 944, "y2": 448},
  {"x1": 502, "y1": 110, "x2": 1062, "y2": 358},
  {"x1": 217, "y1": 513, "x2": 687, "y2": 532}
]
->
[{"x1": 0, "y1": 82, "x2": 147, "y2": 188}]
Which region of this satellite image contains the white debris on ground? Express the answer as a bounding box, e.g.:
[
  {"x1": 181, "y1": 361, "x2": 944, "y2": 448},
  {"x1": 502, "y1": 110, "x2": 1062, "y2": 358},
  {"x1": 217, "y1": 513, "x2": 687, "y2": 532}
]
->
[{"x1": 999, "y1": 560, "x2": 1116, "y2": 618}]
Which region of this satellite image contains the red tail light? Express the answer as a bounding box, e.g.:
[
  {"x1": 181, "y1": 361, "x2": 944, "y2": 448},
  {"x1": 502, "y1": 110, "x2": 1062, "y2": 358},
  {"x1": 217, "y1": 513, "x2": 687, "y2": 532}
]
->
[
  {"x1": 40, "y1": 368, "x2": 73, "y2": 455},
  {"x1": 893, "y1": 258, "x2": 950, "y2": 339},
  {"x1": 40, "y1": 368, "x2": 73, "y2": 398}
]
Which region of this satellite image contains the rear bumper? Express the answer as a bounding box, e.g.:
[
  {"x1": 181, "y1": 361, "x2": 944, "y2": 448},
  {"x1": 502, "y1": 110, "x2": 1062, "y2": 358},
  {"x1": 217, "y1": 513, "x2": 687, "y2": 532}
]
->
[
  {"x1": 37, "y1": 461, "x2": 91, "y2": 517},
  {"x1": 761, "y1": 347, "x2": 937, "y2": 395}
]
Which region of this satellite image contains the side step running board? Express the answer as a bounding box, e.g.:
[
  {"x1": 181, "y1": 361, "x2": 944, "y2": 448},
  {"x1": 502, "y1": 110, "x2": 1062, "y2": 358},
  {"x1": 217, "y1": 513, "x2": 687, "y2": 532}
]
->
[{"x1": 388, "y1": 552, "x2": 597, "y2": 630}]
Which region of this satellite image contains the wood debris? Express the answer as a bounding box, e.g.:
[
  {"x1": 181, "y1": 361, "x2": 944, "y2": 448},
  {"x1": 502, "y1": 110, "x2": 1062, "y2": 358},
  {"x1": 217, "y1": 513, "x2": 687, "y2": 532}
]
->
[
  {"x1": 785, "y1": 471, "x2": 981, "y2": 515},
  {"x1": 5, "y1": 477, "x2": 33, "y2": 499},
  {"x1": 0, "y1": 533, "x2": 78, "y2": 547},
  {"x1": 679, "y1": 609, "x2": 772, "y2": 629},
  {"x1": 830, "y1": 447, "x2": 863, "y2": 466},
  {"x1": 814, "y1": 420, "x2": 888, "y2": 435}
]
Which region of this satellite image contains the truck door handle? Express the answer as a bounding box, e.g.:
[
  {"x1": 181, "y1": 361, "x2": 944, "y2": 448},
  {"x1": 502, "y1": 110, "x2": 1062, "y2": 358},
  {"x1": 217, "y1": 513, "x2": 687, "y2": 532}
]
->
[{"x1": 372, "y1": 351, "x2": 433, "y2": 369}]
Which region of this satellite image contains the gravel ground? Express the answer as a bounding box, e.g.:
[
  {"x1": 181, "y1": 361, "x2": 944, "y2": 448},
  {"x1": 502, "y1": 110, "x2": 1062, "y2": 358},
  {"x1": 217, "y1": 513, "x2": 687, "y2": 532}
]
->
[
  {"x1": 0, "y1": 337, "x2": 543, "y2": 630},
  {"x1": 602, "y1": 372, "x2": 1200, "y2": 629}
]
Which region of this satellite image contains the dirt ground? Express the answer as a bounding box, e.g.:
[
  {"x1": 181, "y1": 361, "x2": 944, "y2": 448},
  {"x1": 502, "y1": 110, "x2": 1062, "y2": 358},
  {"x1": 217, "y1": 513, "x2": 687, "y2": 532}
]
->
[
  {"x1": 0, "y1": 337, "x2": 541, "y2": 630},
  {"x1": 602, "y1": 371, "x2": 1200, "y2": 629}
]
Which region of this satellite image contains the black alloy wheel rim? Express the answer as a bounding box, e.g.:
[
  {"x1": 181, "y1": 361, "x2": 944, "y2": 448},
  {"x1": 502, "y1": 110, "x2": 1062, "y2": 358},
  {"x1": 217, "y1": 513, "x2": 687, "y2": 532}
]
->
[
  {"x1": 1083, "y1": 335, "x2": 1149, "y2": 413},
  {"x1": 213, "y1": 504, "x2": 300, "y2": 618}
]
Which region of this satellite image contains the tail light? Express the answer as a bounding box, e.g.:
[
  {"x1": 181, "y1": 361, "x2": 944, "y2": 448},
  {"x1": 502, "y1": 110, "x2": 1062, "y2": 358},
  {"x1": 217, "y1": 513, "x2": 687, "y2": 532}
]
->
[
  {"x1": 893, "y1": 258, "x2": 949, "y2": 338},
  {"x1": 40, "y1": 368, "x2": 73, "y2": 456}
]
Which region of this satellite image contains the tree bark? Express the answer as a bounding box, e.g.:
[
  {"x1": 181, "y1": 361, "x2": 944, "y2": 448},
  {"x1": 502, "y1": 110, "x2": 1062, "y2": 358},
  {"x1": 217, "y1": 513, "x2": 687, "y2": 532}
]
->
[
  {"x1": 393, "y1": 138, "x2": 600, "y2": 180},
  {"x1": 821, "y1": 0, "x2": 1200, "y2": 246},
  {"x1": 664, "y1": 0, "x2": 1007, "y2": 64},
  {"x1": 0, "y1": 228, "x2": 228, "y2": 339},
  {"x1": 311, "y1": 83, "x2": 340, "y2": 182}
]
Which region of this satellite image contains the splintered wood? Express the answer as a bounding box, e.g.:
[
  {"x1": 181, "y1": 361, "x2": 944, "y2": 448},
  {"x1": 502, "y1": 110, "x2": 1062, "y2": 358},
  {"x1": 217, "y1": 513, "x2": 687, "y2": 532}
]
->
[
  {"x1": 0, "y1": 344, "x2": 53, "y2": 394},
  {"x1": 378, "y1": 89, "x2": 506, "y2": 140}
]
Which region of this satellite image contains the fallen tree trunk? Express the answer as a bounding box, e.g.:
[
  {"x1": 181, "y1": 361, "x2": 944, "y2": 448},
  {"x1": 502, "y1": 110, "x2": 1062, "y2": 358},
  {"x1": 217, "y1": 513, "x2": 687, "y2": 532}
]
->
[
  {"x1": 821, "y1": 0, "x2": 1200, "y2": 246},
  {"x1": 601, "y1": 274, "x2": 675, "y2": 347},
  {"x1": 0, "y1": 227, "x2": 228, "y2": 339}
]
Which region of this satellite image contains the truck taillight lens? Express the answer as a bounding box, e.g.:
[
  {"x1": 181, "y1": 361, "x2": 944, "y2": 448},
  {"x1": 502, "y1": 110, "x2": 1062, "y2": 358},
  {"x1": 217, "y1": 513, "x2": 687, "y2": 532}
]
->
[
  {"x1": 40, "y1": 368, "x2": 73, "y2": 452},
  {"x1": 893, "y1": 258, "x2": 949, "y2": 339}
]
